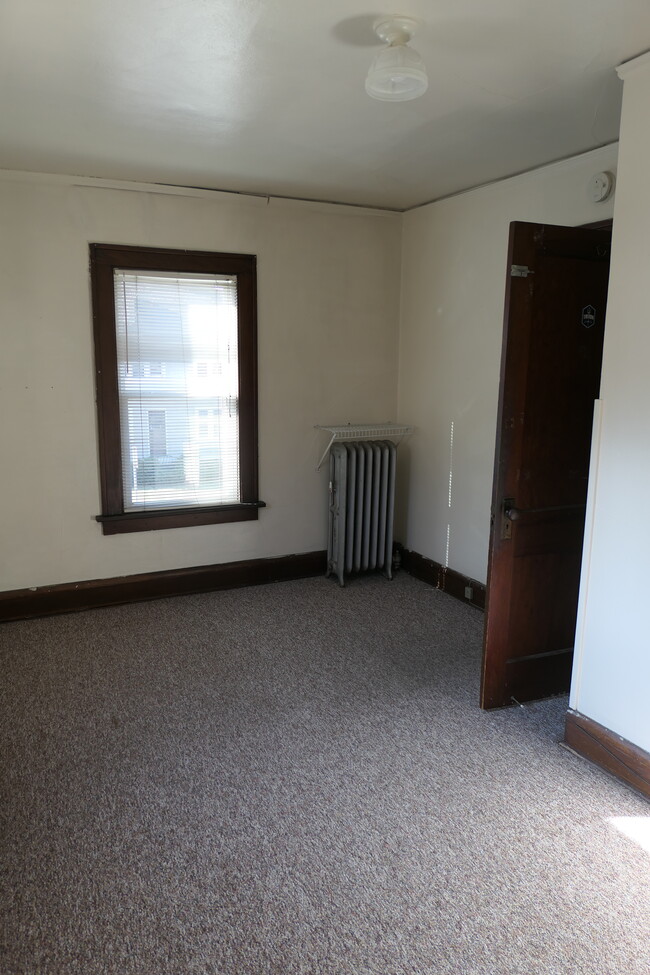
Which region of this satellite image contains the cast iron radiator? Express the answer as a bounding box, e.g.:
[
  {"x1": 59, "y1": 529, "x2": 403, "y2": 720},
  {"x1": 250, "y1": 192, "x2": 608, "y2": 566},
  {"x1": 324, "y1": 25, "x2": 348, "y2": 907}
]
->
[{"x1": 327, "y1": 440, "x2": 396, "y2": 587}]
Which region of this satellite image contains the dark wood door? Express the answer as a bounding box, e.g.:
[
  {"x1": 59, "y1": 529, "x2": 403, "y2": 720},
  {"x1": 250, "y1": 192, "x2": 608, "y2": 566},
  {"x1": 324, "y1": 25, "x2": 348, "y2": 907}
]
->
[{"x1": 480, "y1": 221, "x2": 611, "y2": 710}]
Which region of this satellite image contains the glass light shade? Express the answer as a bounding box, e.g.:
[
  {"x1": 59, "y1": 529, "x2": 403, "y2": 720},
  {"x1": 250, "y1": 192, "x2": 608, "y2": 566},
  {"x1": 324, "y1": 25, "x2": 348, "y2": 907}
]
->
[{"x1": 365, "y1": 44, "x2": 428, "y2": 101}]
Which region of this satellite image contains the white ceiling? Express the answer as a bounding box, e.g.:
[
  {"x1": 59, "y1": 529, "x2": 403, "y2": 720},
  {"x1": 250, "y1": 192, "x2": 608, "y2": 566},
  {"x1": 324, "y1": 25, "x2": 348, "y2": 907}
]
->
[{"x1": 1, "y1": 0, "x2": 649, "y2": 210}]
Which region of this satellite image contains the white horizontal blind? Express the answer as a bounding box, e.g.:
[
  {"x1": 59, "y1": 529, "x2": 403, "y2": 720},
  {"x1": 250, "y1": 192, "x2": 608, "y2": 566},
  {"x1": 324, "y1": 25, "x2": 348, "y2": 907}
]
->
[{"x1": 114, "y1": 270, "x2": 240, "y2": 511}]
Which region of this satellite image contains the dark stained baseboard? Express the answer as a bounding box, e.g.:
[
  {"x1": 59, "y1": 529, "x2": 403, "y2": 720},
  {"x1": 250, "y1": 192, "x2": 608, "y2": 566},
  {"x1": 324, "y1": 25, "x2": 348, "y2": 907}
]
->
[
  {"x1": 1, "y1": 545, "x2": 482, "y2": 624},
  {"x1": 564, "y1": 709, "x2": 650, "y2": 801},
  {"x1": 0, "y1": 551, "x2": 327, "y2": 623},
  {"x1": 399, "y1": 547, "x2": 486, "y2": 610}
]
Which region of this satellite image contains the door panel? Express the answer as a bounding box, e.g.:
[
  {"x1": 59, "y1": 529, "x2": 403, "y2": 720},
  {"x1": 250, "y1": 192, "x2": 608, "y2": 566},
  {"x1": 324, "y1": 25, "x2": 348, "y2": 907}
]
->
[{"x1": 481, "y1": 221, "x2": 610, "y2": 709}]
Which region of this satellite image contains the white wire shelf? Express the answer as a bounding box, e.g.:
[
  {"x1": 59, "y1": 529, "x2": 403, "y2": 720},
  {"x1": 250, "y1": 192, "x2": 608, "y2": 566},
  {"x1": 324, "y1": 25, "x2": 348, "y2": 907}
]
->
[{"x1": 315, "y1": 423, "x2": 413, "y2": 471}]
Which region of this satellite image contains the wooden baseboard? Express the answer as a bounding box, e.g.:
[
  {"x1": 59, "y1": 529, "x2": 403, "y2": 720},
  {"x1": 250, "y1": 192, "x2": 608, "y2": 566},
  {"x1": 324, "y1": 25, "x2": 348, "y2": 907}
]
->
[
  {"x1": 564, "y1": 709, "x2": 650, "y2": 801},
  {"x1": 398, "y1": 547, "x2": 486, "y2": 610},
  {"x1": 1, "y1": 545, "x2": 484, "y2": 624},
  {"x1": 0, "y1": 551, "x2": 327, "y2": 623}
]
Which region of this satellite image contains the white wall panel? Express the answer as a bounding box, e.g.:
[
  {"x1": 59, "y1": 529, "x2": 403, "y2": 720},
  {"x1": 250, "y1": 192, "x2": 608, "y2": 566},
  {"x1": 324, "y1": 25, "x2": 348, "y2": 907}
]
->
[
  {"x1": 570, "y1": 56, "x2": 650, "y2": 753},
  {"x1": 0, "y1": 174, "x2": 400, "y2": 589},
  {"x1": 397, "y1": 145, "x2": 618, "y2": 582}
]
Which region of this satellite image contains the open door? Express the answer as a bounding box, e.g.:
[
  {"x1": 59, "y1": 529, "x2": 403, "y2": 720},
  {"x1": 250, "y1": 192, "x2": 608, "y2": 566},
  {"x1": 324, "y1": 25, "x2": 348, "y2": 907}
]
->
[{"x1": 481, "y1": 221, "x2": 611, "y2": 710}]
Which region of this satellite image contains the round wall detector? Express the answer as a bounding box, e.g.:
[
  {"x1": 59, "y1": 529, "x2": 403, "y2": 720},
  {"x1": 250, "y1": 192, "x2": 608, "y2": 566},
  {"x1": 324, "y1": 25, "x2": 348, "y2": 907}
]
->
[{"x1": 588, "y1": 171, "x2": 614, "y2": 203}]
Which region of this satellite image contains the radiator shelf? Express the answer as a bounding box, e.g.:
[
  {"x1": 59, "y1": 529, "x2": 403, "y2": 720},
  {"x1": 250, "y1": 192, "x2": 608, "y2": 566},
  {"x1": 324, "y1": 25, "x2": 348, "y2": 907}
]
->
[{"x1": 315, "y1": 423, "x2": 412, "y2": 471}]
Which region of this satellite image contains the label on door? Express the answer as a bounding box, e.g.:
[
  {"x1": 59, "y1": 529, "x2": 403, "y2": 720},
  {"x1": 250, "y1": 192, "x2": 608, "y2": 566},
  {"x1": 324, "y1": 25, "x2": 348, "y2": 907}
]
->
[{"x1": 581, "y1": 305, "x2": 596, "y2": 328}]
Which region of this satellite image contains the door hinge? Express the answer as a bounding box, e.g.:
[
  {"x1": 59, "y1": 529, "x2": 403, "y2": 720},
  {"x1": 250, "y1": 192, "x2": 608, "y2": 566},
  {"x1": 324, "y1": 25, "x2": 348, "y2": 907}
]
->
[{"x1": 511, "y1": 264, "x2": 534, "y2": 278}]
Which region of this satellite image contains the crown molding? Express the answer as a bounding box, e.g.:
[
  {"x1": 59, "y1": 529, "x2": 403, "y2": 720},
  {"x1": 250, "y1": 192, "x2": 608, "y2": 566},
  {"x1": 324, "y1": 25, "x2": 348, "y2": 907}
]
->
[{"x1": 616, "y1": 50, "x2": 650, "y2": 80}]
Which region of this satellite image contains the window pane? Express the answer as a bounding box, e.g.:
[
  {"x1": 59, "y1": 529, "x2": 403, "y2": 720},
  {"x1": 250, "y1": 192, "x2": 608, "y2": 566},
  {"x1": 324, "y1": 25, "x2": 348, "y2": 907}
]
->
[
  {"x1": 148, "y1": 410, "x2": 167, "y2": 457},
  {"x1": 114, "y1": 270, "x2": 240, "y2": 511}
]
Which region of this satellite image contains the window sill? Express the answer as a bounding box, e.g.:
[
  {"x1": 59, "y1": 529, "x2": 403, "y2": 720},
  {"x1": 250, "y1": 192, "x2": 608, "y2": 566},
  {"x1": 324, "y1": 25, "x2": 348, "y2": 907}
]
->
[{"x1": 96, "y1": 501, "x2": 265, "y2": 535}]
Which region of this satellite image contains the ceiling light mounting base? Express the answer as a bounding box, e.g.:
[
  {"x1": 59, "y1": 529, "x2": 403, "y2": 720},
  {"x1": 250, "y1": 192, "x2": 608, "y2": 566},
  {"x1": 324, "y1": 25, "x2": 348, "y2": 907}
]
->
[{"x1": 373, "y1": 17, "x2": 418, "y2": 46}]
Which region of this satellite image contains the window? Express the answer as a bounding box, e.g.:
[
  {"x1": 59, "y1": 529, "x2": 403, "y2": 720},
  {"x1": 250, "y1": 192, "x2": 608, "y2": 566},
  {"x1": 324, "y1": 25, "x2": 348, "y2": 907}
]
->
[{"x1": 90, "y1": 244, "x2": 262, "y2": 534}]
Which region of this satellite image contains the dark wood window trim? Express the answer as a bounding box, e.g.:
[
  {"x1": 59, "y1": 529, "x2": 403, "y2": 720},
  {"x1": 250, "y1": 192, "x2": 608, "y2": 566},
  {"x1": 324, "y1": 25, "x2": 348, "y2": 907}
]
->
[{"x1": 90, "y1": 243, "x2": 262, "y2": 534}]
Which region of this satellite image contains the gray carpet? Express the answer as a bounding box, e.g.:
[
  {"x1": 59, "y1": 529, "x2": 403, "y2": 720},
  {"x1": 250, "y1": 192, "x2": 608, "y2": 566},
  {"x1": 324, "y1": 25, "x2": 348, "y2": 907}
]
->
[{"x1": 1, "y1": 572, "x2": 649, "y2": 974}]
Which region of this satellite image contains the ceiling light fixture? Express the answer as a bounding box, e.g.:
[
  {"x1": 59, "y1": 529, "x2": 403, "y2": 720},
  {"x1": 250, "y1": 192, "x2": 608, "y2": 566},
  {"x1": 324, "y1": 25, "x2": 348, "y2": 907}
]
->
[{"x1": 365, "y1": 17, "x2": 428, "y2": 102}]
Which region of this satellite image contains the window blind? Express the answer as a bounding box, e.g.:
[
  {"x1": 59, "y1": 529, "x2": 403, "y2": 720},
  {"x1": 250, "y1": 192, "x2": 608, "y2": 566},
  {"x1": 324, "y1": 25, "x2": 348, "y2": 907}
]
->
[{"x1": 113, "y1": 269, "x2": 240, "y2": 511}]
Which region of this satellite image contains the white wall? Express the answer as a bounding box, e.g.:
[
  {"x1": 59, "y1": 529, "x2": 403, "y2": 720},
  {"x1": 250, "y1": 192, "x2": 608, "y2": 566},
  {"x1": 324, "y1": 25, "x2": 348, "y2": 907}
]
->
[
  {"x1": 0, "y1": 173, "x2": 400, "y2": 590},
  {"x1": 396, "y1": 144, "x2": 618, "y2": 583},
  {"x1": 570, "y1": 54, "x2": 650, "y2": 753}
]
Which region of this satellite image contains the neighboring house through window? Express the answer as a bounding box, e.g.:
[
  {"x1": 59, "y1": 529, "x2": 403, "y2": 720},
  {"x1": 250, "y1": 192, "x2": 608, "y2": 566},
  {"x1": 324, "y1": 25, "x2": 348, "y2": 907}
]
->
[
  {"x1": 147, "y1": 410, "x2": 168, "y2": 457},
  {"x1": 90, "y1": 244, "x2": 261, "y2": 534}
]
